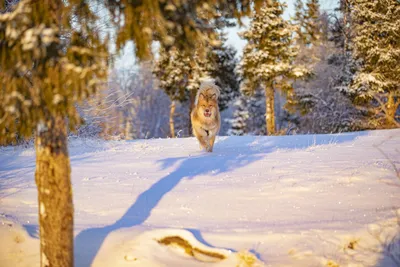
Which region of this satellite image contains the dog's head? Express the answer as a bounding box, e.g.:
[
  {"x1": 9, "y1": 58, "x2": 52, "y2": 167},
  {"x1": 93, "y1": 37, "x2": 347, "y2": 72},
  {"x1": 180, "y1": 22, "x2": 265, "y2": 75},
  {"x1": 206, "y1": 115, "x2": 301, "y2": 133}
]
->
[{"x1": 197, "y1": 92, "x2": 218, "y2": 118}]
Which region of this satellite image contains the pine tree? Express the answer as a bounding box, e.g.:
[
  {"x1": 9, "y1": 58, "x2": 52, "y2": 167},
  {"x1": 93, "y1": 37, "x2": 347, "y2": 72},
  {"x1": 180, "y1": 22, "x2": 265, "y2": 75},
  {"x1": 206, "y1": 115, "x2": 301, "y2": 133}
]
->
[
  {"x1": 154, "y1": 34, "x2": 239, "y2": 137},
  {"x1": 153, "y1": 47, "x2": 210, "y2": 137},
  {"x1": 239, "y1": 1, "x2": 309, "y2": 135},
  {"x1": 106, "y1": 0, "x2": 263, "y2": 60},
  {"x1": 0, "y1": 0, "x2": 108, "y2": 266},
  {"x1": 350, "y1": 0, "x2": 400, "y2": 127},
  {"x1": 328, "y1": 0, "x2": 358, "y2": 102},
  {"x1": 293, "y1": 0, "x2": 307, "y2": 46},
  {"x1": 228, "y1": 89, "x2": 266, "y2": 135},
  {"x1": 304, "y1": 0, "x2": 322, "y2": 46},
  {"x1": 208, "y1": 36, "x2": 240, "y2": 111},
  {"x1": 228, "y1": 97, "x2": 249, "y2": 136},
  {"x1": 293, "y1": 0, "x2": 323, "y2": 48}
]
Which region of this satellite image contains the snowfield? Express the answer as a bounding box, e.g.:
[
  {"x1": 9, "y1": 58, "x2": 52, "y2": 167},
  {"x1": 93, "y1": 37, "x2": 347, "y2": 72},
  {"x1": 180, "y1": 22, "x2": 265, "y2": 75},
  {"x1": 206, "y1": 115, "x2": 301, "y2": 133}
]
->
[{"x1": 0, "y1": 129, "x2": 399, "y2": 267}]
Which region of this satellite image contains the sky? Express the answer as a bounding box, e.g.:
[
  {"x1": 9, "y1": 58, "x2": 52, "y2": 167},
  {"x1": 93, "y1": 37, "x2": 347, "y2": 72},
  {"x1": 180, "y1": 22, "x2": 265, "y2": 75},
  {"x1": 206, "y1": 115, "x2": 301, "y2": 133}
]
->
[{"x1": 115, "y1": 0, "x2": 339, "y2": 70}]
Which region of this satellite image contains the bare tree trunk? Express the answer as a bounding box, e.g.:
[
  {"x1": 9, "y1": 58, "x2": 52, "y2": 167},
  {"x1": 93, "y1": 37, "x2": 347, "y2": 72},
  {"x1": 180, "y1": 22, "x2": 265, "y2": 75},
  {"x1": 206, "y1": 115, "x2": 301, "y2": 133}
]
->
[
  {"x1": 169, "y1": 101, "x2": 176, "y2": 138},
  {"x1": 35, "y1": 115, "x2": 73, "y2": 267},
  {"x1": 125, "y1": 119, "x2": 133, "y2": 140},
  {"x1": 265, "y1": 85, "x2": 276, "y2": 135},
  {"x1": 188, "y1": 90, "x2": 196, "y2": 136},
  {"x1": 386, "y1": 91, "x2": 398, "y2": 126}
]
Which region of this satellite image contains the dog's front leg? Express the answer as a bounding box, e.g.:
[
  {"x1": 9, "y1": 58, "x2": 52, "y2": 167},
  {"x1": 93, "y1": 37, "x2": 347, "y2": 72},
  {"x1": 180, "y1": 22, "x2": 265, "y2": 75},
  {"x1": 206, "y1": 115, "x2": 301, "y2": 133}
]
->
[
  {"x1": 193, "y1": 128, "x2": 209, "y2": 150},
  {"x1": 207, "y1": 135, "x2": 216, "y2": 152},
  {"x1": 198, "y1": 136, "x2": 210, "y2": 151}
]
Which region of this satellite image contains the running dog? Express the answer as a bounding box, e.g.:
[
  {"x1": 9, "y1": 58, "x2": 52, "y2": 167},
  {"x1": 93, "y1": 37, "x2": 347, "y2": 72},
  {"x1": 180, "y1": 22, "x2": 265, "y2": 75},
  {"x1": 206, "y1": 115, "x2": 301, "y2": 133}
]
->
[{"x1": 191, "y1": 82, "x2": 221, "y2": 152}]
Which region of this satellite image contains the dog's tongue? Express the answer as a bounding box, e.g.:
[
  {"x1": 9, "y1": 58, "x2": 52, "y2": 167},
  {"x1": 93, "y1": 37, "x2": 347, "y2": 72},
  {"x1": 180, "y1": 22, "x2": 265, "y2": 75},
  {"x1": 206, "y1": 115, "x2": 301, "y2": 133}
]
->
[{"x1": 204, "y1": 112, "x2": 211, "y2": 117}]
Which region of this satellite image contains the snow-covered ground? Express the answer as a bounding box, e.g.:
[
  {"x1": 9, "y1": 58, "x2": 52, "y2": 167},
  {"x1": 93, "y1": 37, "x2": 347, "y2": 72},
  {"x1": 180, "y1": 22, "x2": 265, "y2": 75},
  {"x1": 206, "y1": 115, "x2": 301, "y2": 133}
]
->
[{"x1": 1, "y1": 129, "x2": 399, "y2": 267}]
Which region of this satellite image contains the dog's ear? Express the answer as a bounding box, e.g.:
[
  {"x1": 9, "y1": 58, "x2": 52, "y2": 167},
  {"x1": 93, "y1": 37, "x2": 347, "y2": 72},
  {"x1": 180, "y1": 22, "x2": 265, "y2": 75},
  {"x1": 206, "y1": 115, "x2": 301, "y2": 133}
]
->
[
  {"x1": 210, "y1": 93, "x2": 217, "y2": 100},
  {"x1": 199, "y1": 93, "x2": 205, "y2": 100}
]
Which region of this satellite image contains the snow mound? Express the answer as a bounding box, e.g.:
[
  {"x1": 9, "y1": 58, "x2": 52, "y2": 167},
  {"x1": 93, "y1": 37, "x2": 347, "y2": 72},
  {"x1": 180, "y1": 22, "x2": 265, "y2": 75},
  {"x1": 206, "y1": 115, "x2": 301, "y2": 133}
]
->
[{"x1": 92, "y1": 228, "x2": 263, "y2": 267}]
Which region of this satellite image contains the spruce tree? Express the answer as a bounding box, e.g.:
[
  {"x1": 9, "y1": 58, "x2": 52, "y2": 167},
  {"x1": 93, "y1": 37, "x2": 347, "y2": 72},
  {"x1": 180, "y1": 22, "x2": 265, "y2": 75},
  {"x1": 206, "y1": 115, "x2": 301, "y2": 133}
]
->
[
  {"x1": 154, "y1": 34, "x2": 239, "y2": 137},
  {"x1": 293, "y1": 0, "x2": 307, "y2": 46},
  {"x1": 350, "y1": 0, "x2": 400, "y2": 126},
  {"x1": 304, "y1": 0, "x2": 322, "y2": 46},
  {"x1": 153, "y1": 47, "x2": 207, "y2": 137},
  {"x1": 328, "y1": 0, "x2": 358, "y2": 101},
  {"x1": 106, "y1": 0, "x2": 262, "y2": 60},
  {"x1": 228, "y1": 89, "x2": 266, "y2": 135},
  {"x1": 228, "y1": 97, "x2": 249, "y2": 136},
  {"x1": 239, "y1": 1, "x2": 309, "y2": 135},
  {"x1": 293, "y1": 0, "x2": 323, "y2": 47},
  {"x1": 208, "y1": 36, "x2": 240, "y2": 111},
  {"x1": 0, "y1": 0, "x2": 108, "y2": 266}
]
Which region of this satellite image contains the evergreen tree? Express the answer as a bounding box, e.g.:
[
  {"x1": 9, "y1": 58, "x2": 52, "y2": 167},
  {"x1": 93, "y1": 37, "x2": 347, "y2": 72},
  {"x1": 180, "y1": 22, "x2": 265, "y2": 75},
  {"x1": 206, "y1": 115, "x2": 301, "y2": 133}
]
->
[
  {"x1": 154, "y1": 47, "x2": 209, "y2": 137},
  {"x1": 0, "y1": 0, "x2": 108, "y2": 265},
  {"x1": 293, "y1": 0, "x2": 323, "y2": 47},
  {"x1": 207, "y1": 35, "x2": 240, "y2": 111},
  {"x1": 153, "y1": 47, "x2": 208, "y2": 137},
  {"x1": 350, "y1": 0, "x2": 400, "y2": 127},
  {"x1": 328, "y1": 0, "x2": 358, "y2": 102},
  {"x1": 106, "y1": 0, "x2": 262, "y2": 60},
  {"x1": 239, "y1": 1, "x2": 309, "y2": 135},
  {"x1": 293, "y1": 0, "x2": 307, "y2": 46},
  {"x1": 228, "y1": 89, "x2": 266, "y2": 135},
  {"x1": 154, "y1": 35, "x2": 239, "y2": 137},
  {"x1": 304, "y1": 0, "x2": 322, "y2": 46},
  {"x1": 228, "y1": 97, "x2": 249, "y2": 136}
]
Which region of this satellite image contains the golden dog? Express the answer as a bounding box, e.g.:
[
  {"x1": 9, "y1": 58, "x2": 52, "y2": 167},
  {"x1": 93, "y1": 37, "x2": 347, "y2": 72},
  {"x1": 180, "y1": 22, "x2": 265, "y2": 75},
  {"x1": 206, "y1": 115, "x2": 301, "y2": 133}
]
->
[{"x1": 191, "y1": 82, "x2": 221, "y2": 152}]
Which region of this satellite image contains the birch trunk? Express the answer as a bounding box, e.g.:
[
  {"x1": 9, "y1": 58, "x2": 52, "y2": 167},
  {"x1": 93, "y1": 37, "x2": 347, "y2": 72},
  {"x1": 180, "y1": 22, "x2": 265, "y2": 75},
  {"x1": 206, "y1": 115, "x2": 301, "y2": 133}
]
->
[{"x1": 35, "y1": 115, "x2": 73, "y2": 267}]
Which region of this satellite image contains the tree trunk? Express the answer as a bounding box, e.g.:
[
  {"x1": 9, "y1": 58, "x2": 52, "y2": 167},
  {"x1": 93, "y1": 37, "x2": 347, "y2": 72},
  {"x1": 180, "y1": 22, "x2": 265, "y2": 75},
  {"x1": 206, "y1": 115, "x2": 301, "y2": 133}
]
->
[
  {"x1": 188, "y1": 90, "x2": 196, "y2": 136},
  {"x1": 386, "y1": 91, "x2": 398, "y2": 126},
  {"x1": 265, "y1": 85, "x2": 276, "y2": 135},
  {"x1": 169, "y1": 101, "x2": 176, "y2": 138},
  {"x1": 35, "y1": 115, "x2": 73, "y2": 267}
]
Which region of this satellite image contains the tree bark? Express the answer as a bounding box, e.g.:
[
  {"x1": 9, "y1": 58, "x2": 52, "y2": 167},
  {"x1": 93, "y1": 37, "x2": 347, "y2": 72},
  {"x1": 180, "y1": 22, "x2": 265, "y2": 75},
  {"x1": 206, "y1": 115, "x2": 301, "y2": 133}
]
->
[
  {"x1": 35, "y1": 115, "x2": 73, "y2": 267},
  {"x1": 188, "y1": 90, "x2": 196, "y2": 136},
  {"x1": 170, "y1": 100, "x2": 176, "y2": 138},
  {"x1": 386, "y1": 91, "x2": 398, "y2": 126},
  {"x1": 265, "y1": 84, "x2": 276, "y2": 135}
]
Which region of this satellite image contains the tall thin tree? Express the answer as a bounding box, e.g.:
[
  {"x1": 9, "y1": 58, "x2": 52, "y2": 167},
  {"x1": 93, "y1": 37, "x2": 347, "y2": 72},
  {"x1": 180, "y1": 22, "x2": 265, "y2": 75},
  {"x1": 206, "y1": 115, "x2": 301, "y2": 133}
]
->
[{"x1": 239, "y1": 1, "x2": 309, "y2": 135}]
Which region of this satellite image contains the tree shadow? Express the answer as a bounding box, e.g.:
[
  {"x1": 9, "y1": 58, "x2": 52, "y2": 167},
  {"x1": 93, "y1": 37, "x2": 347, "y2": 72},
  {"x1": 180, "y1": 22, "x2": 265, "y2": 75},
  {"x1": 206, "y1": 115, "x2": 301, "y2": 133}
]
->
[
  {"x1": 375, "y1": 229, "x2": 400, "y2": 267},
  {"x1": 23, "y1": 224, "x2": 39, "y2": 239},
  {"x1": 74, "y1": 137, "x2": 264, "y2": 266}
]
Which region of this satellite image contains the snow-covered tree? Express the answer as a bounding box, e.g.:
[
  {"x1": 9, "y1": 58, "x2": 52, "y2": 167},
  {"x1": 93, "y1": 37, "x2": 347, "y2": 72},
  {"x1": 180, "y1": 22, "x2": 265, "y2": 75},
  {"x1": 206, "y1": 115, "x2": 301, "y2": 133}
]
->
[
  {"x1": 106, "y1": 0, "x2": 263, "y2": 60},
  {"x1": 0, "y1": 0, "x2": 108, "y2": 265},
  {"x1": 349, "y1": 0, "x2": 400, "y2": 127},
  {"x1": 292, "y1": 54, "x2": 366, "y2": 134},
  {"x1": 208, "y1": 36, "x2": 240, "y2": 111},
  {"x1": 328, "y1": 0, "x2": 358, "y2": 106},
  {"x1": 239, "y1": 1, "x2": 309, "y2": 135},
  {"x1": 293, "y1": 0, "x2": 307, "y2": 46},
  {"x1": 228, "y1": 97, "x2": 249, "y2": 136},
  {"x1": 153, "y1": 47, "x2": 210, "y2": 137},
  {"x1": 304, "y1": 0, "x2": 322, "y2": 46},
  {"x1": 227, "y1": 89, "x2": 266, "y2": 135},
  {"x1": 153, "y1": 47, "x2": 192, "y2": 137},
  {"x1": 154, "y1": 33, "x2": 239, "y2": 137},
  {"x1": 293, "y1": 0, "x2": 323, "y2": 47}
]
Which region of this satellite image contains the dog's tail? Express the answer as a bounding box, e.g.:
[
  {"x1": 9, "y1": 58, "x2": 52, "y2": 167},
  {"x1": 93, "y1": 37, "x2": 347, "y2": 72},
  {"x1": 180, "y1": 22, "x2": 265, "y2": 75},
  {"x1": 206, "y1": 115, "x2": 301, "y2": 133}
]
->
[{"x1": 194, "y1": 81, "x2": 221, "y2": 105}]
